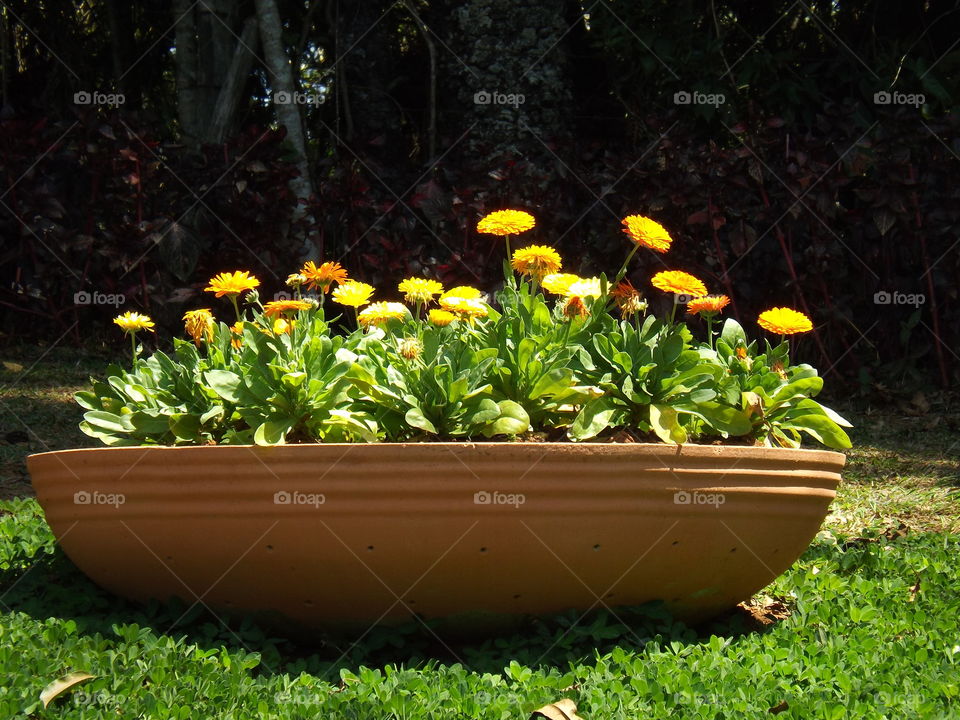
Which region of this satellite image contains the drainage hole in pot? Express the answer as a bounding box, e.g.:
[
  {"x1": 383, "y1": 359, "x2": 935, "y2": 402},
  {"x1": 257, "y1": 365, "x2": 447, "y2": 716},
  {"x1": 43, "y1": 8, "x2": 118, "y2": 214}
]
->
[
  {"x1": 730, "y1": 547, "x2": 737, "y2": 553},
  {"x1": 165, "y1": 555, "x2": 173, "y2": 562},
  {"x1": 605, "y1": 593, "x2": 614, "y2": 599},
  {"x1": 367, "y1": 545, "x2": 375, "y2": 551},
  {"x1": 304, "y1": 600, "x2": 314, "y2": 607},
  {"x1": 593, "y1": 544, "x2": 601, "y2": 551},
  {"x1": 265, "y1": 544, "x2": 274, "y2": 552},
  {"x1": 672, "y1": 540, "x2": 680, "y2": 546},
  {"x1": 408, "y1": 599, "x2": 416, "y2": 605},
  {"x1": 513, "y1": 594, "x2": 522, "y2": 600},
  {"x1": 479, "y1": 547, "x2": 487, "y2": 553}
]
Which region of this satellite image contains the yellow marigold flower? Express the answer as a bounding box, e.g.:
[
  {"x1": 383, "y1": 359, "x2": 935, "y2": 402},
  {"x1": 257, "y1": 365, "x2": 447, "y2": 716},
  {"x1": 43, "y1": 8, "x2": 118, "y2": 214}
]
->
[
  {"x1": 114, "y1": 311, "x2": 155, "y2": 333},
  {"x1": 285, "y1": 273, "x2": 307, "y2": 288},
  {"x1": 565, "y1": 277, "x2": 603, "y2": 299},
  {"x1": 510, "y1": 245, "x2": 562, "y2": 281},
  {"x1": 397, "y1": 337, "x2": 423, "y2": 360},
  {"x1": 272, "y1": 318, "x2": 293, "y2": 335},
  {"x1": 651, "y1": 270, "x2": 707, "y2": 297},
  {"x1": 331, "y1": 280, "x2": 375, "y2": 308},
  {"x1": 398, "y1": 277, "x2": 444, "y2": 304},
  {"x1": 735, "y1": 346, "x2": 748, "y2": 360},
  {"x1": 757, "y1": 307, "x2": 813, "y2": 335},
  {"x1": 610, "y1": 280, "x2": 647, "y2": 316},
  {"x1": 301, "y1": 261, "x2": 348, "y2": 293},
  {"x1": 263, "y1": 300, "x2": 313, "y2": 318},
  {"x1": 428, "y1": 309, "x2": 456, "y2": 327},
  {"x1": 477, "y1": 209, "x2": 536, "y2": 236},
  {"x1": 541, "y1": 273, "x2": 581, "y2": 295},
  {"x1": 622, "y1": 215, "x2": 673, "y2": 253},
  {"x1": 441, "y1": 285, "x2": 483, "y2": 300},
  {"x1": 563, "y1": 295, "x2": 589, "y2": 319},
  {"x1": 687, "y1": 294, "x2": 730, "y2": 317},
  {"x1": 439, "y1": 296, "x2": 489, "y2": 320},
  {"x1": 204, "y1": 271, "x2": 260, "y2": 298},
  {"x1": 358, "y1": 301, "x2": 408, "y2": 328},
  {"x1": 183, "y1": 308, "x2": 215, "y2": 345},
  {"x1": 230, "y1": 321, "x2": 244, "y2": 349}
]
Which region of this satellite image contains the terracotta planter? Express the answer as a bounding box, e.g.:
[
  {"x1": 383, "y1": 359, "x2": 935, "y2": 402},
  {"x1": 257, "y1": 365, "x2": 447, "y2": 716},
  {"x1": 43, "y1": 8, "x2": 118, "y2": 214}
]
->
[{"x1": 28, "y1": 443, "x2": 843, "y2": 630}]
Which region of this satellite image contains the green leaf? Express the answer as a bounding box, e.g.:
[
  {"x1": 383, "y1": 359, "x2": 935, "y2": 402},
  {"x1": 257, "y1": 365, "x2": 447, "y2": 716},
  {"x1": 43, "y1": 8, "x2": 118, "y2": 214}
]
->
[
  {"x1": 404, "y1": 407, "x2": 438, "y2": 434},
  {"x1": 253, "y1": 419, "x2": 294, "y2": 446},
  {"x1": 205, "y1": 370, "x2": 242, "y2": 403},
  {"x1": 569, "y1": 397, "x2": 619, "y2": 440},
  {"x1": 482, "y1": 401, "x2": 530, "y2": 437},
  {"x1": 529, "y1": 368, "x2": 575, "y2": 400},
  {"x1": 129, "y1": 411, "x2": 170, "y2": 435},
  {"x1": 83, "y1": 410, "x2": 133, "y2": 434},
  {"x1": 464, "y1": 398, "x2": 501, "y2": 426},
  {"x1": 720, "y1": 318, "x2": 747, "y2": 349},
  {"x1": 771, "y1": 376, "x2": 824, "y2": 405},
  {"x1": 650, "y1": 404, "x2": 687, "y2": 445},
  {"x1": 676, "y1": 401, "x2": 752, "y2": 436},
  {"x1": 787, "y1": 414, "x2": 852, "y2": 449}
]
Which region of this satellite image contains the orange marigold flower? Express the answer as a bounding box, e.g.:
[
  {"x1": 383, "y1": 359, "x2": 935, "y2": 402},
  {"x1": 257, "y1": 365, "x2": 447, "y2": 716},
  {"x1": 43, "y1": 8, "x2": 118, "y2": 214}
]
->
[
  {"x1": 358, "y1": 301, "x2": 408, "y2": 328},
  {"x1": 230, "y1": 321, "x2": 244, "y2": 349},
  {"x1": 541, "y1": 273, "x2": 581, "y2": 295},
  {"x1": 204, "y1": 271, "x2": 260, "y2": 298},
  {"x1": 610, "y1": 280, "x2": 647, "y2": 316},
  {"x1": 687, "y1": 294, "x2": 730, "y2": 317},
  {"x1": 510, "y1": 245, "x2": 562, "y2": 281},
  {"x1": 477, "y1": 209, "x2": 536, "y2": 236},
  {"x1": 183, "y1": 308, "x2": 215, "y2": 345},
  {"x1": 650, "y1": 270, "x2": 707, "y2": 297},
  {"x1": 301, "y1": 261, "x2": 348, "y2": 293},
  {"x1": 757, "y1": 307, "x2": 813, "y2": 335},
  {"x1": 563, "y1": 295, "x2": 589, "y2": 319},
  {"x1": 622, "y1": 215, "x2": 673, "y2": 253},
  {"x1": 263, "y1": 300, "x2": 313, "y2": 318},
  {"x1": 428, "y1": 309, "x2": 456, "y2": 327}
]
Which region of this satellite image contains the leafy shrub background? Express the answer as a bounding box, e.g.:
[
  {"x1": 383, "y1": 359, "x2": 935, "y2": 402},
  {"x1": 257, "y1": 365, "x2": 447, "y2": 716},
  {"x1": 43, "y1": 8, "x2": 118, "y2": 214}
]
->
[{"x1": 1, "y1": 0, "x2": 957, "y2": 389}]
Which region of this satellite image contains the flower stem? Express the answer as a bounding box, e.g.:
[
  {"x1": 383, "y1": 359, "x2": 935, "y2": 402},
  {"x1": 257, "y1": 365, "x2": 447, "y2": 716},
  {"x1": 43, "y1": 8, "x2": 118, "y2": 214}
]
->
[{"x1": 614, "y1": 244, "x2": 639, "y2": 285}]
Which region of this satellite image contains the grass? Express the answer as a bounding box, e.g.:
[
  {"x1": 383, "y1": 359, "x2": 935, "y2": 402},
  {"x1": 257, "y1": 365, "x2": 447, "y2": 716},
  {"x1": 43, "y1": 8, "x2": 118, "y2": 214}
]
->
[{"x1": 1, "y1": 346, "x2": 959, "y2": 718}]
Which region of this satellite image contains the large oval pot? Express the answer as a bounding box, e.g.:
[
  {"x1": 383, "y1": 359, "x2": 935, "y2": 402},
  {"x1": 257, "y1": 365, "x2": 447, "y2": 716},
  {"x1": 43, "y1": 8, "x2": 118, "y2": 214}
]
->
[{"x1": 28, "y1": 443, "x2": 843, "y2": 631}]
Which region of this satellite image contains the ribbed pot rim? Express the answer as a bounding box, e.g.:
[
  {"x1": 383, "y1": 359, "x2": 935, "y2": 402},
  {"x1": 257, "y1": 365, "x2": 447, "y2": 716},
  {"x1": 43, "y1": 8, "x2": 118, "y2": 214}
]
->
[{"x1": 28, "y1": 442, "x2": 846, "y2": 465}]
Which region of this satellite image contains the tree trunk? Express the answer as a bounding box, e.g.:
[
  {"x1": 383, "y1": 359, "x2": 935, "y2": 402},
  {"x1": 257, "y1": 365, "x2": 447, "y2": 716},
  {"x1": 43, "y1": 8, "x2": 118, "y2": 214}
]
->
[
  {"x1": 173, "y1": 0, "x2": 200, "y2": 146},
  {"x1": 255, "y1": 0, "x2": 315, "y2": 253},
  {"x1": 205, "y1": 15, "x2": 259, "y2": 144},
  {"x1": 439, "y1": 0, "x2": 575, "y2": 175}
]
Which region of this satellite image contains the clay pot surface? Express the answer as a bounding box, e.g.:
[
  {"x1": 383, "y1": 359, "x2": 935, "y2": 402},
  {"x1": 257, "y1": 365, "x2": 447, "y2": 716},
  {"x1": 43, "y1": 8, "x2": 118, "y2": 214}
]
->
[{"x1": 28, "y1": 443, "x2": 843, "y2": 629}]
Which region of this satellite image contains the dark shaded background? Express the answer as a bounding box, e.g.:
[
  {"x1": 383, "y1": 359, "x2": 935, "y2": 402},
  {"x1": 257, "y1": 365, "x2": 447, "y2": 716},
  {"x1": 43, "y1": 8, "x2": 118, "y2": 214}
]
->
[{"x1": 0, "y1": 0, "x2": 957, "y2": 391}]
